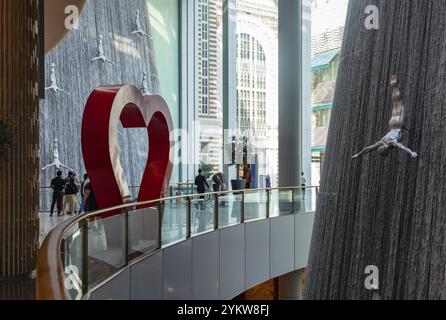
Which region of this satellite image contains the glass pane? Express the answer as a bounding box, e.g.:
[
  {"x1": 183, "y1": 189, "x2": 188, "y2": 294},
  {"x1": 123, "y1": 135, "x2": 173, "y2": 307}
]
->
[
  {"x1": 311, "y1": 187, "x2": 318, "y2": 212},
  {"x1": 218, "y1": 192, "x2": 242, "y2": 228},
  {"x1": 162, "y1": 199, "x2": 187, "y2": 245},
  {"x1": 39, "y1": 187, "x2": 52, "y2": 213},
  {"x1": 293, "y1": 187, "x2": 307, "y2": 214},
  {"x1": 244, "y1": 190, "x2": 267, "y2": 221},
  {"x1": 173, "y1": 182, "x2": 196, "y2": 196},
  {"x1": 62, "y1": 225, "x2": 84, "y2": 300},
  {"x1": 270, "y1": 189, "x2": 292, "y2": 217},
  {"x1": 191, "y1": 194, "x2": 215, "y2": 235},
  {"x1": 293, "y1": 186, "x2": 318, "y2": 213},
  {"x1": 128, "y1": 207, "x2": 158, "y2": 260},
  {"x1": 88, "y1": 214, "x2": 126, "y2": 287}
]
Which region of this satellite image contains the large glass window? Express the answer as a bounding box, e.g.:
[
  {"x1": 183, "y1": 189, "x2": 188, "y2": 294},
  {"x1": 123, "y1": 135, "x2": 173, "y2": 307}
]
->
[
  {"x1": 315, "y1": 109, "x2": 331, "y2": 128},
  {"x1": 236, "y1": 0, "x2": 279, "y2": 188},
  {"x1": 195, "y1": 0, "x2": 223, "y2": 171},
  {"x1": 309, "y1": 0, "x2": 349, "y2": 184}
]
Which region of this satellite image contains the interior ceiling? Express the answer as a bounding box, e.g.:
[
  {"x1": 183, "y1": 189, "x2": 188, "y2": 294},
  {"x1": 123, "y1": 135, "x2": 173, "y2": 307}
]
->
[{"x1": 44, "y1": 0, "x2": 86, "y2": 53}]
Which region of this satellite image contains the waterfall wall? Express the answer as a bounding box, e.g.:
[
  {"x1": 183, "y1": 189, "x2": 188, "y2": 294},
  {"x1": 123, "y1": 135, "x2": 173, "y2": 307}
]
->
[{"x1": 40, "y1": 0, "x2": 165, "y2": 207}]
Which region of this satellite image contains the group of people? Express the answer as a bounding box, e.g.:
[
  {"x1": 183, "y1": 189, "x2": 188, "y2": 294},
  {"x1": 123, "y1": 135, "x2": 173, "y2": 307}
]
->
[
  {"x1": 194, "y1": 170, "x2": 228, "y2": 196},
  {"x1": 49, "y1": 171, "x2": 97, "y2": 217}
]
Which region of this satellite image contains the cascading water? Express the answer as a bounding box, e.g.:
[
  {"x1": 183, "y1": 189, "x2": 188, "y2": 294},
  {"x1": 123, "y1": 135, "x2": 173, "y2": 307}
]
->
[{"x1": 40, "y1": 0, "x2": 158, "y2": 210}]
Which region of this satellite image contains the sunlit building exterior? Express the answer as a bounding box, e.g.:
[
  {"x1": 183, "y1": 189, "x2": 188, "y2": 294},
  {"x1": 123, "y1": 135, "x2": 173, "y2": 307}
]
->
[{"x1": 310, "y1": 0, "x2": 348, "y2": 184}]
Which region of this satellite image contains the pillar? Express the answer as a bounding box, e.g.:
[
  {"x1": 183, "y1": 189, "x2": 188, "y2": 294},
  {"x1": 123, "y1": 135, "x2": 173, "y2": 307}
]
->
[
  {"x1": 278, "y1": 270, "x2": 303, "y2": 300},
  {"x1": 278, "y1": 0, "x2": 302, "y2": 188},
  {"x1": 0, "y1": 0, "x2": 40, "y2": 278},
  {"x1": 223, "y1": 0, "x2": 237, "y2": 182},
  {"x1": 277, "y1": 0, "x2": 303, "y2": 299}
]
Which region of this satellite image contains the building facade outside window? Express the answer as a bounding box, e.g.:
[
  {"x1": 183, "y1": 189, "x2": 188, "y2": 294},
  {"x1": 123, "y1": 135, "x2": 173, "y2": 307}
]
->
[
  {"x1": 310, "y1": 0, "x2": 349, "y2": 185},
  {"x1": 235, "y1": 0, "x2": 279, "y2": 187}
]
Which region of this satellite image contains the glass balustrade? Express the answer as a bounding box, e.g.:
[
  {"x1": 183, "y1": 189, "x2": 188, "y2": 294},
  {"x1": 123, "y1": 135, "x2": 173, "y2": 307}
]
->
[
  {"x1": 61, "y1": 225, "x2": 84, "y2": 300},
  {"x1": 53, "y1": 186, "x2": 318, "y2": 299}
]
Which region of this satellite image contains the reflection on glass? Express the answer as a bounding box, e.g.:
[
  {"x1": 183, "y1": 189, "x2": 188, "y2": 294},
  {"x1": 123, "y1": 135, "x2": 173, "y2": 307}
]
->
[
  {"x1": 162, "y1": 199, "x2": 187, "y2": 245},
  {"x1": 269, "y1": 190, "x2": 293, "y2": 217},
  {"x1": 295, "y1": 187, "x2": 318, "y2": 213},
  {"x1": 60, "y1": 187, "x2": 319, "y2": 296},
  {"x1": 218, "y1": 192, "x2": 243, "y2": 228},
  {"x1": 87, "y1": 215, "x2": 126, "y2": 287},
  {"x1": 190, "y1": 194, "x2": 215, "y2": 235},
  {"x1": 128, "y1": 208, "x2": 158, "y2": 260},
  {"x1": 62, "y1": 226, "x2": 83, "y2": 300},
  {"x1": 244, "y1": 190, "x2": 267, "y2": 221}
]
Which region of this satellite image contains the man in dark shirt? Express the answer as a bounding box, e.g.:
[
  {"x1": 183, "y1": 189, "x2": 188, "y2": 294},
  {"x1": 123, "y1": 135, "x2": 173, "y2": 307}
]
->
[
  {"x1": 195, "y1": 169, "x2": 210, "y2": 195},
  {"x1": 83, "y1": 181, "x2": 98, "y2": 212},
  {"x1": 50, "y1": 170, "x2": 65, "y2": 217},
  {"x1": 79, "y1": 173, "x2": 89, "y2": 214}
]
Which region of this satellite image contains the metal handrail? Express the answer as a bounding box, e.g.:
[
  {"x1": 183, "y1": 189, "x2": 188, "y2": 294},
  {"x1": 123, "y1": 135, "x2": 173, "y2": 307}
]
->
[{"x1": 36, "y1": 185, "x2": 319, "y2": 300}]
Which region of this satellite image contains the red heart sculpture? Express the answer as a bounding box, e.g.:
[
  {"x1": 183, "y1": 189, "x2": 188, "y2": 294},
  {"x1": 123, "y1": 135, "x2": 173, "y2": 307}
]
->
[{"x1": 81, "y1": 85, "x2": 174, "y2": 213}]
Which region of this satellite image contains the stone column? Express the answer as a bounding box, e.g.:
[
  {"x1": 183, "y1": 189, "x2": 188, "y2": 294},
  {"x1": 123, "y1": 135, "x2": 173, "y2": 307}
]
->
[
  {"x1": 0, "y1": 0, "x2": 40, "y2": 278},
  {"x1": 278, "y1": 0, "x2": 302, "y2": 188},
  {"x1": 278, "y1": 270, "x2": 303, "y2": 300},
  {"x1": 277, "y1": 0, "x2": 303, "y2": 300}
]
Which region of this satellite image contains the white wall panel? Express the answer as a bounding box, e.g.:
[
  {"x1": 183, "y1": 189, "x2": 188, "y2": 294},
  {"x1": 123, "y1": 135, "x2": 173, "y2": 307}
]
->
[
  {"x1": 219, "y1": 224, "x2": 245, "y2": 299},
  {"x1": 130, "y1": 252, "x2": 163, "y2": 300},
  {"x1": 90, "y1": 269, "x2": 130, "y2": 300},
  {"x1": 163, "y1": 239, "x2": 193, "y2": 299},
  {"x1": 192, "y1": 232, "x2": 220, "y2": 299},
  {"x1": 295, "y1": 213, "x2": 315, "y2": 269},
  {"x1": 270, "y1": 215, "x2": 295, "y2": 278},
  {"x1": 245, "y1": 220, "x2": 270, "y2": 289}
]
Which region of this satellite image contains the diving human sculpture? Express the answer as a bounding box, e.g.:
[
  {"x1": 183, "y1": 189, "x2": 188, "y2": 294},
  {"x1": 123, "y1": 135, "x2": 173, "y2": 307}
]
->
[
  {"x1": 352, "y1": 76, "x2": 417, "y2": 159},
  {"x1": 91, "y1": 34, "x2": 116, "y2": 65},
  {"x1": 132, "y1": 10, "x2": 151, "y2": 39}
]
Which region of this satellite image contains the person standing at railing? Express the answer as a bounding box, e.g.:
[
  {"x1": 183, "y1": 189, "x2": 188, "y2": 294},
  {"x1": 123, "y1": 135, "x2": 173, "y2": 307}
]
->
[
  {"x1": 245, "y1": 166, "x2": 252, "y2": 189},
  {"x1": 212, "y1": 173, "x2": 221, "y2": 192},
  {"x1": 301, "y1": 172, "x2": 307, "y2": 200},
  {"x1": 265, "y1": 175, "x2": 272, "y2": 189},
  {"x1": 64, "y1": 171, "x2": 80, "y2": 216},
  {"x1": 50, "y1": 170, "x2": 65, "y2": 217},
  {"x1": 195, "y1": 169, "x2": 210, "y2": 197},
  {"x1": 79, "y1": 173, "x2": 89, "y2": 214}
]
